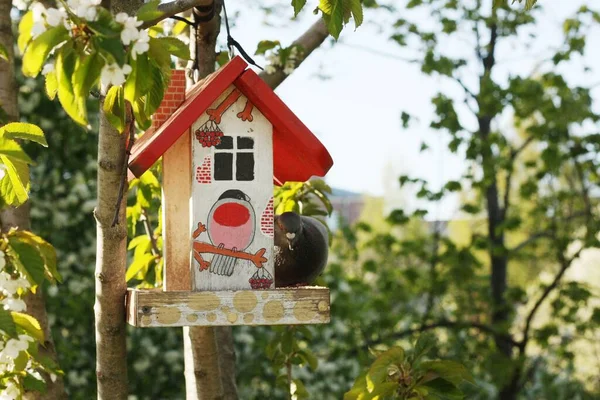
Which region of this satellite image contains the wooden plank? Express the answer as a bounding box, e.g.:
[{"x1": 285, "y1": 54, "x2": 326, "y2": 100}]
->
[
  {"x1": 162, "y1": 132, "x2": 192, "y2": 291},
  {"x1": 126, "y1": 287, "x2": 330, "y2": 327}
]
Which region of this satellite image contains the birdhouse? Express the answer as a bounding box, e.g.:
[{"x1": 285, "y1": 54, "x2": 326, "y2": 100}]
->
[{"x1": 125, "y1": 56, "x2": 333, "y2": 328}]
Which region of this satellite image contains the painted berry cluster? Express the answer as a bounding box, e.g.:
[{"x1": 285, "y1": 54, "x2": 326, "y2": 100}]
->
[{"x1": 195, "y1": 129, "x2": 224, "y2": 148}]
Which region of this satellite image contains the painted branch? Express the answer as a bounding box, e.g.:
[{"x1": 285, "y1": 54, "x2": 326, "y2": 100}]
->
[
  {"x1": 141, "y1": 0, "x2": 214, "y2": 29},
  {"x1": 193, "y1": 241, "x2": 267, "y2": 268},
  {"x1": 206, "y1": 88, "x2": 241, "y2": 123},
  {"x1": 236, "y1": 100, "x2": 254, "y2": 122},
  {"x1": 259, "y1": 19, "x2": 329, "y2": 90},
  {"x1": 0, "y1": 1, "x2": 66, "y2": 398}
]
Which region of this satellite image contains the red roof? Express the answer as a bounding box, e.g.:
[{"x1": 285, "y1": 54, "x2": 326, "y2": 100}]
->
[{"x1": 128, "y1": 56, "x2": 333, "y2": 184}]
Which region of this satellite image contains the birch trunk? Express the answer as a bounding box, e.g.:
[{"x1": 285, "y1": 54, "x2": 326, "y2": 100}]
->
[{"x1": 0, "y1": 1, "x2": 66, "y2": 398}]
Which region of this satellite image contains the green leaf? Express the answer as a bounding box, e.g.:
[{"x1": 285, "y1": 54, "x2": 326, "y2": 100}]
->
[
  {"x1": 45, "y1": 69, "x2": 58, "y2": 100},
  {"x1": 0, "y1": 137, "x2": 35, "y2": 164},
  {"x1": 369, "y1": 382, "x2": 400, "y2": 399},
  {"x1": 9, "y1": 230, "x2": 61, "y2": 282},
  {"x1": 56, "y1": 44, "x2": 88, "y2": 126},
  {"x1": 421, "y1": 378, "x2": 464, "y2": 399},
  {"x1": 0, "y1": 156, "x2": 30, "y2": 206},
  {"x1": 366, "y1": 346, "x2": 405, "y2": 391},
  {"x1": 0, "y1": 42, "x2": 8, "y2": 62},
  {"x1": 154, "y1": 37, "x2": 190, "y2": 60},
  {"x1": 255, "y1": 40, "x2": 281, "y2": 55},
  {"x1": 292, "y1": 379, "x2": 309, "y2": 398},
  {"x1": 137, "y1": 0, "x2": 164, "y2": 21},
  {"x1": 0, "y1": 123, "x2": 47, "y2": 147},
  {"x1": 132, "y1": 97, "x2": 151, "y2": 130},
  {"x1": 103, "y1": 86, "x2": 126, "y2": 133},
  {"x1": 23, "y1": 374, "x2": 47, "y2": 394},
  {"x1": 97, "y1": 36, "x2": 127, "y2": 67},
  {"x1": 126, "y1": 253, "x2": 155, "y2": 281},
  {"x1": 297, "y1": 349, "x2": 319, "y2": 370},
  {"x1": 143, "y1": 62, "x2": 166, "y2": 117},
  {"x1": 292, "y1": 0, "x2": 307, "y2": 17},
  {"x1": 420, "y1": 360, "x2": 474, "y2": 386},
  {"x1": 125, "y1": 53, "x2": 152, "y2": 103},
  {"x1": 73, "y1": 52, "x2": 105, "y2": 103},
  {"x1": 349, "y1": 0, "x2": 363, "y2": 29},
  {"x1": 9, "y1": 238, "x2": 46, "y2": 285},
  {"x1": 86, "y1": 7, "x2": 122, "y2": 37},
  {"x1": 17, "y1": 11, "x2": 34, "y2": 53},
  {"x1": 128, "y1": 235, "x2": 151, "y2": 251},
  {"x1": 148, "y1": 37, "x2": 172, "y2": 76},
  {"x1": 22, "y1": 26, "x2": 69, "y2": 77},
  {"x1": 12, "y1": 312, "x2": 44, "y2": 343},
  {"x1": 0, "y1": 308, "x2": 18, "y2": 337},
  {"x1": 319, "y1": 0, "x2": 345, "y2": 39}
]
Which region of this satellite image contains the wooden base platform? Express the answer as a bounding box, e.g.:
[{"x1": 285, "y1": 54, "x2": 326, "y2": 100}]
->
[{"x1": 126, "y1": 287, "x2": 330, "y2": 327}]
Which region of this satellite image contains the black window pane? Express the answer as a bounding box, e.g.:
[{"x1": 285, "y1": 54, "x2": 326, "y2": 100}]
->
[
  {"x1": 237, "y1": 136, "x2": 254, "y2": 149},
  {"x1": 236, "y1": 153, "x2": 255, "y2": 181},
  {"x1": 215, "y1": 136, "x2": 233, "y2": 149},
  {"x1": 214, "y1": 153, "x2": 233, "y2": 180}
]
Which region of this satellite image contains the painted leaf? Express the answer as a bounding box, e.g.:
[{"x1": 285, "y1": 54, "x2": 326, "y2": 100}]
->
[
  {"x1": 0, "y1": 122, "x2": 47, "y2": 147},
  {"x1": 73, "y1": 52, "x2": 105, "y2": 102},
  {"x1": 154, "y1": 37, "x2": 190, "y2": 60},
  {"x1": 366, "y1": 346, "x2": 405, "y2": 391},
  {"x1": 0, "y1": 42, "x2": 8, "y2": 61},
  {"x1": 9, "y1": 238, "x2": 47, "y2": 285},
  {"x1": 45, "y1": 69, "x2": 58, "y2": 100},
  {"x1": 12, "y1": 312, "x2": 44, "y2": 343},
  {"x1": 0, "y1": 137, "x2": 35, "y2": 164},
  {"x1": 137, "y1": 0, "x2": 163, "y2": 21},
  {"x1": 103, "y1": 86, "x2": 126, "y2": 133},
  {"x1": 0, "y1": 308, "x2": 18, "y2": 338},
  {"x1": 292, "y1": 0, "x2": 307, "y2": 17},
  {"x1": 17, "y1": 11, "x2": 34, "y2": 53},
  {"x1": 0, "y1": 156, "x2": 29, "y2": 206},
  {"x1": 319, "y1": 0, "x2": 345, "y2": 39},
  {"x1": 22, "y1": 26, "x2": 69, "y2": 77},
  {"x1": 255, "y1": 40, "x2": 281, "y2": 55},
  {"x1": 56, "y1": 44, "x2": 88, "y2": 126}
]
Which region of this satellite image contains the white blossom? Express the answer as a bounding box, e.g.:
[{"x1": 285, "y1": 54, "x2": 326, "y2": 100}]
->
[
  {"x1": 116, "y1": 13, "x2": 143, "y2": 45},
  {"x1": 2, "y1": 298, "x2": 26, "y2": 312},
  {"x1": 45, "y1": 7, "x2": 67, "y2": 27},
  {"x1": 0, "y1": 380, "x2": 20, "y2": 400},
  {"x1": 131, "y1": 30, "x2": 150, "y2": 60},
  {"x1": 100, "y1": 63, "x2": 132, "y2": 87},
  {"x1": 31, "y1": 3, "x2": 47, "y2": 39},
  {"x1": 264, "y1": 65, "x2": 276, "y2": 75},
  {"x1": 0, "y1": 335, "x2": 32, "y2": 363},
  {"x1": 0, "y1": 271, "x2": 30, "y2": 296},
  {"x1": 41, "y1": 62, "x2": 55, "y2": 76},
  {"x1": 68, "y1": 0, "x2": 101, "y2": 21},
  {"x1": 0, "y1": 250, "x2": 5, "y2": 269},
  {"x1": 12, "y1": 0, "x2": 29, "y2": 11}
]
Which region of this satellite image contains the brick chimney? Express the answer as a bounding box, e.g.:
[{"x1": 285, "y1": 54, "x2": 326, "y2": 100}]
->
[{"x1": 152, "y1": 69, "x2": 186, "y2": 131}]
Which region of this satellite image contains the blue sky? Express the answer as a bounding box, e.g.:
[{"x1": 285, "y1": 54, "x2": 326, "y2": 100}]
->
[{"x1": 226, "y1": 1, "x2": 600, "y2": 218}]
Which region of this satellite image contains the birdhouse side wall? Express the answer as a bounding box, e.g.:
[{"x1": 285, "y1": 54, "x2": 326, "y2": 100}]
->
[{"x1": 191, "y1": 85, "x2": 275, "y2": 291}]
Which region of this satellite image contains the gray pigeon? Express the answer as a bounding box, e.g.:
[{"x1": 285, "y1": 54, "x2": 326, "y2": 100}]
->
[{"x1": 274, "y1": 212, "x2": 329, "y2": 287}]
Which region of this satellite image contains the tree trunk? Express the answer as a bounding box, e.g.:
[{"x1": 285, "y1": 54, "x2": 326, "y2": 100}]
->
[
  {"x1": 93, "y1": 1, "x2": 144, "y2": 399},
  {"x1": 0, "y1": 1, "x2": 66, "y2": 398}
]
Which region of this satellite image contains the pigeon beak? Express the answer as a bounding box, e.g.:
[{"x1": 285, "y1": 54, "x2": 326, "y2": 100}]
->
[{"x1": 286, "y1": 233, "x2": 296, "y2": 251}]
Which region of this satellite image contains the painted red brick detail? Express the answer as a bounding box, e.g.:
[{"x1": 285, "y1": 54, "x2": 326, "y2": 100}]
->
[
  {"x1": 260, "y1": 197, "x2": 274, "y2": 238},
  {"x1": 152, "y1": 69, "x2": 186, "y2": 131},
  {"x1": 196, "y1": 156, "x2": 212, "y2": 184}
]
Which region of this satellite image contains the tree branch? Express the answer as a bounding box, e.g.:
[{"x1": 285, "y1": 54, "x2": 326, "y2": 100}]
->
[
  {"x1": 259, "y1": 19, "x2": 329, "y2": 90},
  {"x1": 502, "y1": 136, "x2": 535, "y2": 218},
  {"x1": 370, "y1": 319, "x2": 520, "y2": 349},
  {"x1": 141, "y1": 0, "x2": 214, "y2": 29}
]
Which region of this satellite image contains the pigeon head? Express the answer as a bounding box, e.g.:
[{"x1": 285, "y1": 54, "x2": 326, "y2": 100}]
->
[{"x1": 276, "y1": 212, "x2": 303, "y2": 251}]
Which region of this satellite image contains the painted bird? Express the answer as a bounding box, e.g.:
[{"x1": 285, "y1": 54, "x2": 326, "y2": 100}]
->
[
  {"x1": 274, "y1": 211, "x2": 329, "y2": 287},
  {"x1": 207, "y1": 189, "x2": 256, "y2": 276}
]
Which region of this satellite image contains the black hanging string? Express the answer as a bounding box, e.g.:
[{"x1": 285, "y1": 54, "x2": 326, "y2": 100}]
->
[{"x1": 222, "y1": 0, "x2": 263, "y2": 70}]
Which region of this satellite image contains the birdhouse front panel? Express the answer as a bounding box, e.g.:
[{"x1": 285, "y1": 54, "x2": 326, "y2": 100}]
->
[{"x1": 191, "y1": 85, "x2": 275, "y2": 291}]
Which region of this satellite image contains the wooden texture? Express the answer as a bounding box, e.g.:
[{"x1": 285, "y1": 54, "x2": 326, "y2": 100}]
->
[
  {"x1": 126, "y1": 287, "x2": 330, "y2": 327},
  {"x1": 191, "y1": 86, "x2": 275, "y2": 291},
  {"x1": 162, "y1": 132, "x2": 192, "y2": 291}
]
